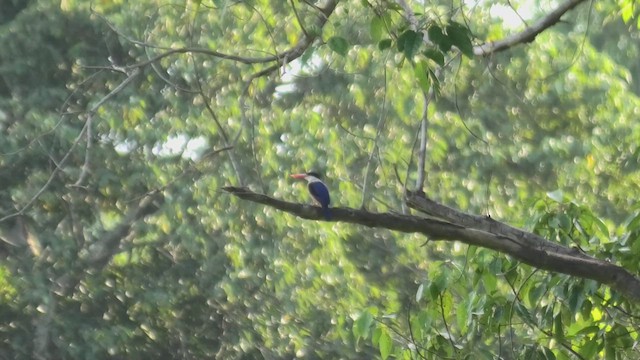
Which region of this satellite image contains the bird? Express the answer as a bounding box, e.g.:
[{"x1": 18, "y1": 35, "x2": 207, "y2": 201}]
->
[{"x1": 290, "y1": 171, "x2": 332, "y2": 220}]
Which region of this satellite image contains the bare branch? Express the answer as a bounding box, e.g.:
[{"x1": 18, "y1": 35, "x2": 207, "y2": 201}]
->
[
  {"x1": 397, "y1": 0, "x2": 419, "y2": 31},
  {"x1": 192, "y1": 60, "x2": 244, "y2": 185},
  {"x1": 107, "y1": 0, "x2": 337, "y2": 82},
  {"x1": 86, "y1": 192, "x2": 163, "y2": 267},
  {"x1": 126, "y1": 47, "x2": 282, "y2": 69},
  {"x1": 88, "y1": 68, "x2": 141, "y2": 112},
  {"x1": 33, "y1": 294, "x2": 55, "y2": 360},
  {"x1": 246, "y1": 0, "x2": 338, "y2": 79},
  {"x1": 73, "y1": 115, "x2": 92, "y2": 187},
  {"x1": 0, "y1": 69, "x2": 141, "y2": 224},
  {"x1": 415, "y1": 86, "x2": 435, "y2": 192},
  {"x1": 223, "y1": 186, "x2": 640, "y2": 302},
  {"x1": 474, "y1": 0, "x2": 587, "y2": 56},
  {"x1": 360, "y1": 67, "x2": 388, "y2": 209}
]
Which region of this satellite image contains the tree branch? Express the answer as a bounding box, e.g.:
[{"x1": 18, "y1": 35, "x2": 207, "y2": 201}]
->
[
  {"x1": 109, "y1": 0, "x2": 338, "y2": 80},
  {"x1": 223, "y1": 186, "x2": 640, "y2": 302},
  {"x1": 54, "y1": 192, "x2": 163, "y2": 296},
  {"x1": 473, "y1": 0, "x2": 587, "y2": 56},
  {"x1": 86, "y1": 192, "x2": 163, "y2": 267}
]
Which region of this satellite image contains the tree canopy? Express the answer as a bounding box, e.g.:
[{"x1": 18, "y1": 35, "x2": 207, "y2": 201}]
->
[{"x1": 1, "y1": 0, "x2": 639, "y2": 359}]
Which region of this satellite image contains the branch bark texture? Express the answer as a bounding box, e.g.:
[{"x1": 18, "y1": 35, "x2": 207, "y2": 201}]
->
[
  {"x1": 223, "y1": 186, "x2": 640, "y2": 302},
  {"x1": 473, "y1": 0, "x2": 588, "y2": 56}
]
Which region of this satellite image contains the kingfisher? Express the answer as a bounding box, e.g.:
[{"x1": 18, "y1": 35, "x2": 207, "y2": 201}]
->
[{"x1": 290, "y1": 171, "x2": 332, "y2": 220}]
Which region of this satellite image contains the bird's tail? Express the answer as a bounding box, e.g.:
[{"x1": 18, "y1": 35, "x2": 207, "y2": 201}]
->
[{"x1": 323, "y1": 206, "x2": 332, "y2": 220}]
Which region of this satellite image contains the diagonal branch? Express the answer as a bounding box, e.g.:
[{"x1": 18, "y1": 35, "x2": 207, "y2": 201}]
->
[
  {"x1": 109, "y1": 0, "x2": 338, "y2": 80},
  {"x1": 0, "y1": 69, "x2": 140, "y2": 225},
  {"x1": 86, "y1": 192, "x2": 163, "y2": 268},
  {"x1": 223, "y1": 186, "x2": 640, "y2": 302},
  {"x1": 473, "y1": 0, "x2": 587, "y2": 56},
  {"x1": 404, "y1": 191, "x2": 592, "y2": 259},
  {"x1": 246, "y1": 0, "x2": 338, "y2": 78},
  {"x1": 54, "y1": 192, "x2": 164, "y2": 296}
]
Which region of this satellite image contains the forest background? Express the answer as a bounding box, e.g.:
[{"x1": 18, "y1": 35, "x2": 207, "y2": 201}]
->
[{"x1": 1, "y1": 0, "x2": 640, "y2": 358}]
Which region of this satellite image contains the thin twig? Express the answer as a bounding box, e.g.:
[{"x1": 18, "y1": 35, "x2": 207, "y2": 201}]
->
[
  {"x1": 415, "y1": 85, "x2": 435, "y2": 192},
  {"x1": 0, "y1": 69, "x2": 140, "y2": 223},
  {"x1": 439, "y1": 292, "x2": 458, "y2": 357},
  {"x1": 360, "y1": 64, "x2": 390, "y2": 210},
  {"x1": 192, "y1": 62, "x2": 244, "y2": 185},
  {"x1": 73, "y1": 115, "x2": 93, "y2": 187},
  {"x1": 474, "y1": 0, "x2": 587, "y2": 55}
]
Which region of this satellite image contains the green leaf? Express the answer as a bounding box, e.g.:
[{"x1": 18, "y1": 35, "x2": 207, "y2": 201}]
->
[
  {"x1": 423, "y1": 48, "x2": 445, "y2": 66},
  {"x1": 440, "y1": 291, "x2": 453, "y2": 318},
  {"x1": 414, "y1": 60, "x2": 430, "y2": 93},
  {"x1": 576, "y1": 325, "x2": 600, "y2": 336},
  {"x1": 579, "y1": 210, "x2": 609, "y2": 237},
  {"x1": 557, "y1": 213, "x2": 571, "y2": 231},
  {"x1": 353, "y1": 310, "x2": 374, "y2": 340},
  {"x1": 427, "y1": 25, "x2": 451, "y2": 52},
  {"x1": 415, "y1": 283, "x2": 424, "y2": 302},
  {"x1": 456, "y1": 299, "x2": 469, "y2": 331},
  {"x1": 429, "y1": 271, "x2": 448, "y2": 298},
  {"x1": 370, "y1": 16, "x2": 385, "y2": 42},
  {"x1": 554, "y1": 314, "x2": 564, "y2": 341},
  {"x1": 446, "y1": 22, "x2": 473, "y2": 57},
  {"x1": 428, "y1": 68, "x2": 441, "y2": 94},
  {"x1": 579, "y1": 339, "x2": 600, "y2": 358},
  {"x1": 378, "y1": 39, "x2": 392, "y2": 50},
  {"x1": 301, "y1": 46, "x2": 316, "y2": 65},
  {"x1": 379, "y1": 329, "x2": 392, "y2": 360},
  {"x1": 372, "y1": 326, "x2": 382, "y2": 346},
  {"x1": 481, "y1": 271, "x2": 497, "y2": 294},
  {"x1": 514, "y1": 302, "x2": 535, "y2": 326},
  {"x1": 546, "y1": 189, "x2": 565, "y2": 203},
  {"x1": 568, "y1": 287, "x2": 584, "y2": 314},
  {"x1": 620, "y1": 0, "x2": 634, "y2": 23},
  {"x1": 541, "y1": 346, "x2": 557, "y2": 360},
  {"x1": 397, "y1": 30, "x2": 423, "y2": 59},
  {"x1": 427, "y1": 25, "x2": 444, "y2": 45},
  {"x1": 625, "y1": 211, "x2": 640, "y2": 231},
  {"x1": 328, "y1": 36, "x2": 349, "y2": 56}
]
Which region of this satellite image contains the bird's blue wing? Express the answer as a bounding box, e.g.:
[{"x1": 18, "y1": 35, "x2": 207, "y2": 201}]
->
[{"x1": 308, "y1": 182, "x2": 330, "y2": 207}]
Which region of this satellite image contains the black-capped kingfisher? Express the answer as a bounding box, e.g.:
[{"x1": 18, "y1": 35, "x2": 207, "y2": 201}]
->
[{"x1": 291, "y1": 171, "x2": 332, "y2": 220}]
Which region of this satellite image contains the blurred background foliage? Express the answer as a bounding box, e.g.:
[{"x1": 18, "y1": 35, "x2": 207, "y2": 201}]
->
[{"x1": 0, "y1": 0, "x2": 639, "y2": 358}]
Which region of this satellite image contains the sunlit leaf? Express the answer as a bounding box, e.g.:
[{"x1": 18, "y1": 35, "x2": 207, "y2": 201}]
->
[
  {"x1": 414, "y1": 59, "x2": 430, "y2": 93},
  {"x1": 415, "y1": 283, "x2": 425, "y2": 302},
  {"x1": 547, "y1": 189, "x2": 565, "y2": 203},
  {"x1": 579, "y1": 339, "x2": 600, "y2": 358},
  {"x1": 620, "y1": 0, "x2": 634, "y2": 23},
  {"x1": 353, "y1": 310, "x2": 374, "y2": 340},
  {"x1": 370, "y1": 16, "x2": 385, "y2": 42},
  {"x1": 379, "y1": 329, "x2": 392, "y2": 360},
  {"x1": 554, "y1": 314, "x2": 564, "y2": 341},
  {"x1": 625, "y1": 211, "x2": 640, "y2": 231},
  {"x1": 456, "y1": 299, "x2": 469, "y2": 331},
  {"x1": 576, "y1": 325, "x2": 601, "y2": 336}
]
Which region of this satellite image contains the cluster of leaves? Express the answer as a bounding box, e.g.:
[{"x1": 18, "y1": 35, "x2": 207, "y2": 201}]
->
[{"x1": 326, "y1": 2, "x2": 473, "y2": 94}]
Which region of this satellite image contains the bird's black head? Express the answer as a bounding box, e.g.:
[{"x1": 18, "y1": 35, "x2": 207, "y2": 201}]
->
[{"x1": 306, "y1": 171, "x2": 322, "y2": 179}]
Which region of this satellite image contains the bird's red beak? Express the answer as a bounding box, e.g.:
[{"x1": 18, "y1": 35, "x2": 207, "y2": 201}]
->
[{"x1": 290, "y1": 173, "x2": 306, "y2": 179}]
